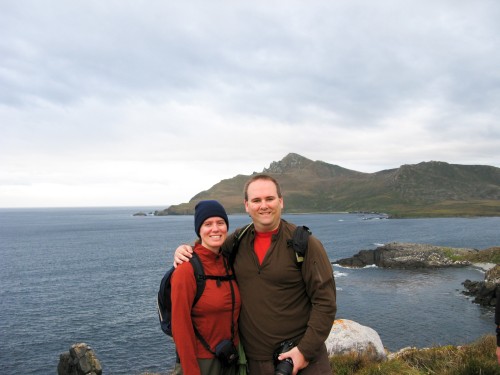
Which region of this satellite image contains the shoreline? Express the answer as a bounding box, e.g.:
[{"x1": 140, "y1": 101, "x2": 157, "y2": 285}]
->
[{"x1": 472, "y1": 262, "x2": 496, "y2": 272}]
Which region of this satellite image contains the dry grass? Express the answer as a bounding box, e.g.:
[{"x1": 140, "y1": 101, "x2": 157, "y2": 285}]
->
[{"x1": 329, "y1": 335, "x2": 500, "y2": 375}]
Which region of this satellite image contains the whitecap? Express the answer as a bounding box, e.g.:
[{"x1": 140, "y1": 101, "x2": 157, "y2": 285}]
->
[
  {"x1": 332, "y1": 264, "x2": 351, "y2": 269},
  {"x1": 334, "y1": 271, "x2": 348, "y2": 278}
]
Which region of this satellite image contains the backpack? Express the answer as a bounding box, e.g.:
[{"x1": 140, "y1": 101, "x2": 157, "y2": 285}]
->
[
  {"x1": 287, "y1": 225, "x2": 311, "y2": 264},
  {"x1": 157, "y1": 252, "x2": 205, "y2": 336},
  {"x1": 157, "y1": 251, "x2": 236, "y2": 337}
]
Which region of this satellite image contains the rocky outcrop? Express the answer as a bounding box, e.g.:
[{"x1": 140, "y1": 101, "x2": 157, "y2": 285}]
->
[
  {"x1": 462, "y1": 264, "x2": 500, "y2": 306},
  {"x1": 335, "y1": 242, "x2": 474, "y2": 269},
  {"x1": 263, "y1": 153, "x2": 314, "y2": 173},
  {"x1": 325, "y1": 319, "x2": 386, "y2": 360},
  {"x1": 58, "y1": 343, "x2": 102, "y2": 375}
]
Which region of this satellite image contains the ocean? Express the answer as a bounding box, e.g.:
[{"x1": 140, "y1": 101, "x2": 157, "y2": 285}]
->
[{"x1": 0, "y1": 208, "x2": 498, "y2": 374}]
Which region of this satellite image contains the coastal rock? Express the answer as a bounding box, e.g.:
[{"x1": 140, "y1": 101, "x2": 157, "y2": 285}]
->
[
  {"x1": 335, "y1": 242, "x2": 474, "y2": 269},
  {"x1": 462, "y1": 264, "x2": 500, "y2": 306},
  {"x1": 486, "y1": 264, "x2": 500, "y2": 284},
  {"x1": 325, "y1": 319, "x2": 386, "y2": 360},
  {"x1": 58, "y1": 343, "x2": 102, "y2": 375}
]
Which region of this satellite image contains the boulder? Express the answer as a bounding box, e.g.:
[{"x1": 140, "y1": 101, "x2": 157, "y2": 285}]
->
[
  {"x1": 325, "y1": 319, "x2": 386, "y2": 360},
  {"x1": 58, "y1": 343, "x2": 102, "y2": 375}
]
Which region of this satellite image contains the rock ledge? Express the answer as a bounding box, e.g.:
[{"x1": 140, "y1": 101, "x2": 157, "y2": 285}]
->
[{"x1": 335, "y1": 242, "x2": 475, "y2": 269}]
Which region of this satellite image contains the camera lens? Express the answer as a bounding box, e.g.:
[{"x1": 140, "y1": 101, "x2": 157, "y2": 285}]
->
[
  {"x1": 274, "y1": 358, "x2": 293, "y2": 375},
  {"x1": 274, "y1": 340, "x2": 295, "y2": 375}
]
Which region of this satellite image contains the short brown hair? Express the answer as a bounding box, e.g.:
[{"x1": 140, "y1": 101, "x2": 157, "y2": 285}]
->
[{"x1": 244, "y1": 174, "x2": 282, "y2": 201}]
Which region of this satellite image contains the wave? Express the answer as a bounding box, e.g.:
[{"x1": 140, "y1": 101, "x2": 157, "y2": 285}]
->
[
  {"x1": 333, "y1": 264, "x2": 379, "y2": 270},
  {"x1": 333, "y1": 264, "x2": 350, "y2": 269},
  {"x1": 334, "y1": 271, "x2": 348, "y2": 278}
]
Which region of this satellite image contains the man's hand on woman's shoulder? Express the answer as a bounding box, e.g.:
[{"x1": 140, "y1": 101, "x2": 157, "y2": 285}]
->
[{"x1": 173, "y1": 244, "x2": 194, "y2": 268}]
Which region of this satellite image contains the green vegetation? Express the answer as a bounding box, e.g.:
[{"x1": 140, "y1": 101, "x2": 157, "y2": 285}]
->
[
  {"x1": 329, "y1": 335, "x2": 500, "y2": 375},
  {"x1": 439, "y1": 247, "x2": 500, "y2": 264},
  {"x1": 460, "y1": 247, "x2": 500, "y2": 264},
  {"x1": 441, "y1": 247, "x2": 466, "y2": 261}
]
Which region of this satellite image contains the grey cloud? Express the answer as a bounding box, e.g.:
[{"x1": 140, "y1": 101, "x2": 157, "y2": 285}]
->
[{"x1": 2, "y1": 0, "x2": 499, "y2": 126}]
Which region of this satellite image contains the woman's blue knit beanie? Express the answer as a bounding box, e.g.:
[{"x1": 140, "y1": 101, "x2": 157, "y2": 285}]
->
[{"x1": 194, "y1": 200, "x2": 229, "y2": 237}]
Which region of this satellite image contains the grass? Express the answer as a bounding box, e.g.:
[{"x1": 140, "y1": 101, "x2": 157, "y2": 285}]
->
[
  {"x1": 328, "y1": 335, "x2": 500, "y2": 375},
  {"x1": 147, "y1": 335, "x2": 500, "y2": 375},
  {"x1": 461, "y1": 247, "x2": 500, "y2": 264},
  {"x1": 438, "y1": 246, "x2": 500, "y2": 265},
  {"x1": 441, "y1": 247, "x2": 465, "y2": 261}
]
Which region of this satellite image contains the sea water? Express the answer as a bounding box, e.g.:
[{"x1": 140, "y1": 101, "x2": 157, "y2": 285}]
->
[{"x1": 0, "y1": 208, "x2": 498, "y2": 374}]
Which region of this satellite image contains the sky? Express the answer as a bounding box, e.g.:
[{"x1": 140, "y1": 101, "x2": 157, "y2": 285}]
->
[{"x1": 1, "y1": 0, "x2": 499, "y2": 208}]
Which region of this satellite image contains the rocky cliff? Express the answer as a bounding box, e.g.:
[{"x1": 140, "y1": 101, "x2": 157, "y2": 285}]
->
[{"x1": 462, "y1": 264, "x2": 500, "y2": 307}]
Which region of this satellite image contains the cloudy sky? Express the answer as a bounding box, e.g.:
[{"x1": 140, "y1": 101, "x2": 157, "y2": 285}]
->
[{"x1": 1, "y1": 0, "x2": 499, "y2": 208}]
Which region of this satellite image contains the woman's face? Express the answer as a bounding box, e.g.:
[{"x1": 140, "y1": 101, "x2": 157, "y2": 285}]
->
[{"x1": 199, "y1": 216, "x2": 228, "y2": 252}]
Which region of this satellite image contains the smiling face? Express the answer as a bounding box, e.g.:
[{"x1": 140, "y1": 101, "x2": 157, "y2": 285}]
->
[
  {"x1": 244, "y1": 178, "x2": 284, "y2": 232},
  {"x1": 199, "y1": 216, "x2": 228, "y2": 253}
]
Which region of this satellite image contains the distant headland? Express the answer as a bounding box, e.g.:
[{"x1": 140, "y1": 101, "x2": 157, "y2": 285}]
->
[{"x1": 144, "y1": 153, "x2": 500, "y2": 218}]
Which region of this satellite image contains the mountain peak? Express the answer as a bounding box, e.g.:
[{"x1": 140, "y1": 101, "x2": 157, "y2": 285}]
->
[{"x1": 263, "y1": 153, "x2": 313, "y2": 173}]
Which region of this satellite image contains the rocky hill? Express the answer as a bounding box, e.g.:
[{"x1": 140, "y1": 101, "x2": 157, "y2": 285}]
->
[{"x1": 159, "y1": 153, "x2": 500, "y2": 217}]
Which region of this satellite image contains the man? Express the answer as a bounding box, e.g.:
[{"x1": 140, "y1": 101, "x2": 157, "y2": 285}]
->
[
  {"x1": 496, "y1": 286, "x2": 500, "y2": 365},
  {"x1": 174, "y1": 174, "x2": 337, "y2": 375}
]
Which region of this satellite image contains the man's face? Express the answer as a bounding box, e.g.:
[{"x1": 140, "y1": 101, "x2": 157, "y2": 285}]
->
[{"x1": 244, "y1": 179, "x2": 283, "y2": 232}]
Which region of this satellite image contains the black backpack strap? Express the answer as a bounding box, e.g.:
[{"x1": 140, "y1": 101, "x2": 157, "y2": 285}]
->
[
  {"x1": 228, "y1": 223, "x2": 253, "y2": 267},
  {"x1": 190, "y1": 252, "x2": 206, "y2": 306},
  {"x1": 189, "y1": 252, "x2": 216, "y2": 355},
  {"x1": 287, "y1": 225, "x2": 311, "y2": 264},
  {"x1": 223, "y1": 257, "x2": 237, "y2": 342},
  {"x1": 201, "y1": 274, "x2": 235, "y2": 287},
  {"x1": 192, "y1": 257, "x2": 237, "y2": 355}
]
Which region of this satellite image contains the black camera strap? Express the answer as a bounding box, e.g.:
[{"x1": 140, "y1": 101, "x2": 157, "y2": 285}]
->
[
  {"x1": 192, "y1": 256, "x2": 236, "y2": 355},
  {"x1": 225, "y1": 257, "x2": 236, "y2": 342}
]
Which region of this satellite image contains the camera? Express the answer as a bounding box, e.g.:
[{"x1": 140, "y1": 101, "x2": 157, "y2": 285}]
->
[
  {"x1": 215, "y1": 339, "x2": 238, "y2": 367},
  {"x1": 273, "y1": 340, "x2": 295, "y2": 375}
]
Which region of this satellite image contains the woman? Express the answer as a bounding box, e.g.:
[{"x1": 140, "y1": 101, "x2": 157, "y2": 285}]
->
[{"x1": 171, "y1": 200, "x2": 241, "y2": 375}]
